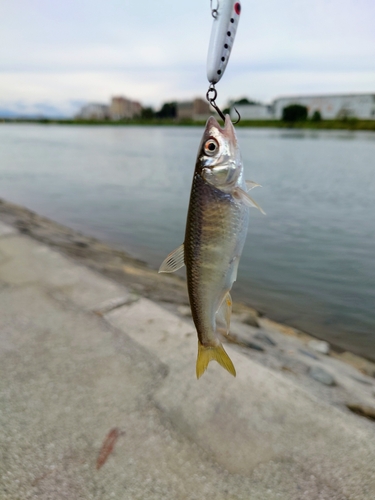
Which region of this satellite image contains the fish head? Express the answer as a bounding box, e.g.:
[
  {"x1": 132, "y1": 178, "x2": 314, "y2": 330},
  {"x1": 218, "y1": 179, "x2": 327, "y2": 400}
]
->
[{"x1": 197, "y1": 115, "x2": 243, "y2": 192}]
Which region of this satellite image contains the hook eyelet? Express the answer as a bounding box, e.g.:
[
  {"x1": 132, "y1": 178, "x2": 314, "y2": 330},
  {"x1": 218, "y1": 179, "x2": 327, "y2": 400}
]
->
[{"x1": 206, "y1": 84, "x2": 241, "y2": 125}]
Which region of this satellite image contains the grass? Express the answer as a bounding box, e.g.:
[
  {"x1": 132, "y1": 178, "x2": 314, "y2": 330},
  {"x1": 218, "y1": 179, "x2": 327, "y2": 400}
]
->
[{"x1": 1, "y1": 117, "x2": 375, "y2": 131}]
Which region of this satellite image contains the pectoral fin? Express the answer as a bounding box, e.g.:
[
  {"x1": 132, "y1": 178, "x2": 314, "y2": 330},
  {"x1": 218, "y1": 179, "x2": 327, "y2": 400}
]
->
[
  {"x1": 246, "y1": 180, "x2": 262, "y2": 191},
  {"x1": 233, "y1": 187, "x2": 266, "y2": 215},
  {"x1": 158, "y1": 244, "x2": 185, "y2": 273}
]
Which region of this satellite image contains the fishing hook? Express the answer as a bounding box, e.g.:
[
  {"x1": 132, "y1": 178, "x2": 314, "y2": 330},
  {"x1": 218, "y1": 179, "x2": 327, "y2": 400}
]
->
[
  {"x1": 232, "y1": 106, "x2": 241, "y2": 124},
  {"x1": 206, "y1": 84, "x2": 241, "y2": 124},
  {"x1": 210, "y1": 0, "x2": 219, "y2": 18}
]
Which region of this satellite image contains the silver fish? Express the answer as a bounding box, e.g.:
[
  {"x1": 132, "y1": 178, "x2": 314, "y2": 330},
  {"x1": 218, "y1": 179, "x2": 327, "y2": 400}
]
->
[{"x1": 159, "y1": 115, "x2": 264, "y2": 378}]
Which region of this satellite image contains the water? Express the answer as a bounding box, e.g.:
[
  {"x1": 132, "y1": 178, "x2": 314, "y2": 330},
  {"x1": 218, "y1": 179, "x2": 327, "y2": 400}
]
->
[{"x1": 1, "y1": 123, "x2": 375, "y2": 359}]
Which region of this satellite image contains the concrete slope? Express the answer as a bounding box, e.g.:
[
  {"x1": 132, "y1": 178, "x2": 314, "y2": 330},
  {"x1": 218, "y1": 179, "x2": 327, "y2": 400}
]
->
[
  {"x1": 106, "y1": 299, "x2": 375, "y2": 498},
  {"x1": 0, "y1": 223, "x2": 374, "y2": 500}
]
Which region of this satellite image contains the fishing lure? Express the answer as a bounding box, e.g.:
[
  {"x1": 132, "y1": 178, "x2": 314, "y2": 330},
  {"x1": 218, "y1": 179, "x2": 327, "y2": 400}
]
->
[{"x1": 207, "y1": 0, "x2": 242, "y2": 85}]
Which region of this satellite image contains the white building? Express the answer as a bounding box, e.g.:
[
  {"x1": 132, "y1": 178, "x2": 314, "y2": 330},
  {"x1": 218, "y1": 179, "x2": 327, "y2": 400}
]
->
[
  {"x1": 230, "y1": 103, "x2": 274, "y2": 121},
  {"x1": 229, "y1": 93, "x2": 375, "y2": 121},
  {"x1": 76, "y1": 103, "x2": 110, "y2": 120},
  {"x1": 273, "y1": 94, "x2": 375, "y2": 120}
]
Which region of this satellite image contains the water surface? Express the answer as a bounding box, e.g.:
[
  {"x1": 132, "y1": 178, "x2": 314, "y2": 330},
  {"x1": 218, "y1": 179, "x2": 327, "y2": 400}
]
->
[{"x1": 1, "y1": 124, "x2": 374, "y2": 359}]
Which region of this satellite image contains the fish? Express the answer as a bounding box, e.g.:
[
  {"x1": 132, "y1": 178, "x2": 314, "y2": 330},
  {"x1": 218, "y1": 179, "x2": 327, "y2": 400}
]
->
[{"x1": 159, "y1": 115, "x2": 264, "y2": 378}]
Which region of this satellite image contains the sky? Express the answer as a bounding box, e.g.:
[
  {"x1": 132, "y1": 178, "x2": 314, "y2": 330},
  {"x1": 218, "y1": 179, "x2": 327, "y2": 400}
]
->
[{"x1": 0, "y1": 0, "x2": 374, "y2": 117}]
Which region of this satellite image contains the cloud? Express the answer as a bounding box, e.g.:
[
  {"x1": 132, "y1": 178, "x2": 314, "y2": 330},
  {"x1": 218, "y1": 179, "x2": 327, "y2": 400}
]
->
[
  {"x1": 0, "y1": 0, "x2": 374, "y2": 116},
  {"x1": 0, "y1": 69, "x2": 207, "y2": 116}
]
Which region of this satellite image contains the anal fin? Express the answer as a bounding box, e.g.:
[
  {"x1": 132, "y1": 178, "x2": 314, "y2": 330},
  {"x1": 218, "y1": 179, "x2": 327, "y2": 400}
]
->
[
  {"x1": 196, "y1": 341, "x2": 236, "y2": 379},
  {"x1": 216, "y1": 291, "x2": 232, "y2": 336}
]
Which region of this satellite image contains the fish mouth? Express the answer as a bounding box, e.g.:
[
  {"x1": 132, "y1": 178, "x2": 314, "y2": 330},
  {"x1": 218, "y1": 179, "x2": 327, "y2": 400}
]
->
[
  {"x1": 224, "y1": 114, "x2": 237, "y2": 145},
  {"x1": 204, "y1": 115, "x2": 238, "y2": 148},
  {"x1": 205, "y1": 115, "x2": 221, "y2": 132}
]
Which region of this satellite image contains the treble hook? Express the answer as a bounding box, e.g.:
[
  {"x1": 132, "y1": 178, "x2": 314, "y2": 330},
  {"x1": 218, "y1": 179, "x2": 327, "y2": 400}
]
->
[{"x1": 206, "y1": 84, "x2": 241, "y2": 124}]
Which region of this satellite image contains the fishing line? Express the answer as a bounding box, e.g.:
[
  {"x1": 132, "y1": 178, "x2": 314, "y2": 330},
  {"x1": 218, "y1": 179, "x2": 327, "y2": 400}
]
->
[{"x1": 210, "y1": 0, "x2": 219, "y2": 18}]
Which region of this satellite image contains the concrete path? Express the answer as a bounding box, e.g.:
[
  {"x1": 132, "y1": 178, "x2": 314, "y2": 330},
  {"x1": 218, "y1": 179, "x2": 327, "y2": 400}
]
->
[{"x1": 0, "y1": 222, "x2": 374, "y2": 500}]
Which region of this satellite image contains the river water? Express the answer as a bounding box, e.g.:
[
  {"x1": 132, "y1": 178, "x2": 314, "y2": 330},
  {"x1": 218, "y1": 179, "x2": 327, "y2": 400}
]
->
[{"x1": 1, "y1": 123, "x2": 374, "y2": 359}]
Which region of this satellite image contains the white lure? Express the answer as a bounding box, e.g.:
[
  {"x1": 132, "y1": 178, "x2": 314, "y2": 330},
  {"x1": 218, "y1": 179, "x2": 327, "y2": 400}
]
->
[{"x1": 206, "y1": 0, "x2": 242, "y2": 84}]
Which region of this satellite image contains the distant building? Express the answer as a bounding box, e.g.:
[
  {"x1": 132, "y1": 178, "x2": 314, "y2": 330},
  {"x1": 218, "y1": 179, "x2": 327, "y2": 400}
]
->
[
  {"x1": 229, "y1": 94, "x2": 375, "y2": 121},
  {"x1": 273, "y1": 94, "x2": 375, "y2": 120},
  {"x1": 110, "y1": 96, "x2": 142, "y2": 120},
  {"x1": 177, "y1": 98, "x2": 211, "y2": 121},
  {"x1": 76, "y1": 103, "x2": 110, "y2": 120},
  {"x1": 230, "y1": 103, "x2": 273, "y2": 121}
]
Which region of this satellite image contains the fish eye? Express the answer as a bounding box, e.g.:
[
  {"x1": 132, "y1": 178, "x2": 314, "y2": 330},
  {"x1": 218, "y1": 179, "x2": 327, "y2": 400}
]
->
[{"x1": 204, "y1": 138, "x2": 219, "y2": 156}]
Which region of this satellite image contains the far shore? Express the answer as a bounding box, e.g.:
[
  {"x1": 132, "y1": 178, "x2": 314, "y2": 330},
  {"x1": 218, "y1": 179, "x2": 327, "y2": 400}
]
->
[{"x1": 2, "y1": 117, "x2": 375, "y2": 131}]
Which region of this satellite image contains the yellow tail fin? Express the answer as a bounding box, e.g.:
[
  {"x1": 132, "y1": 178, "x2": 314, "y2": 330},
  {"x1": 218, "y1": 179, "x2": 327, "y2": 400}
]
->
[{"x1": 196, "y1": 341, "x2": 236, "y2": 379}]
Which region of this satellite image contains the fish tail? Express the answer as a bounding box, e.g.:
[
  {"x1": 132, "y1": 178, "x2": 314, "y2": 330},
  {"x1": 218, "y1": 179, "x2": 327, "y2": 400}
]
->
[{"x1": 196, "y1": 341, "x2": 236, "y2": 379}]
